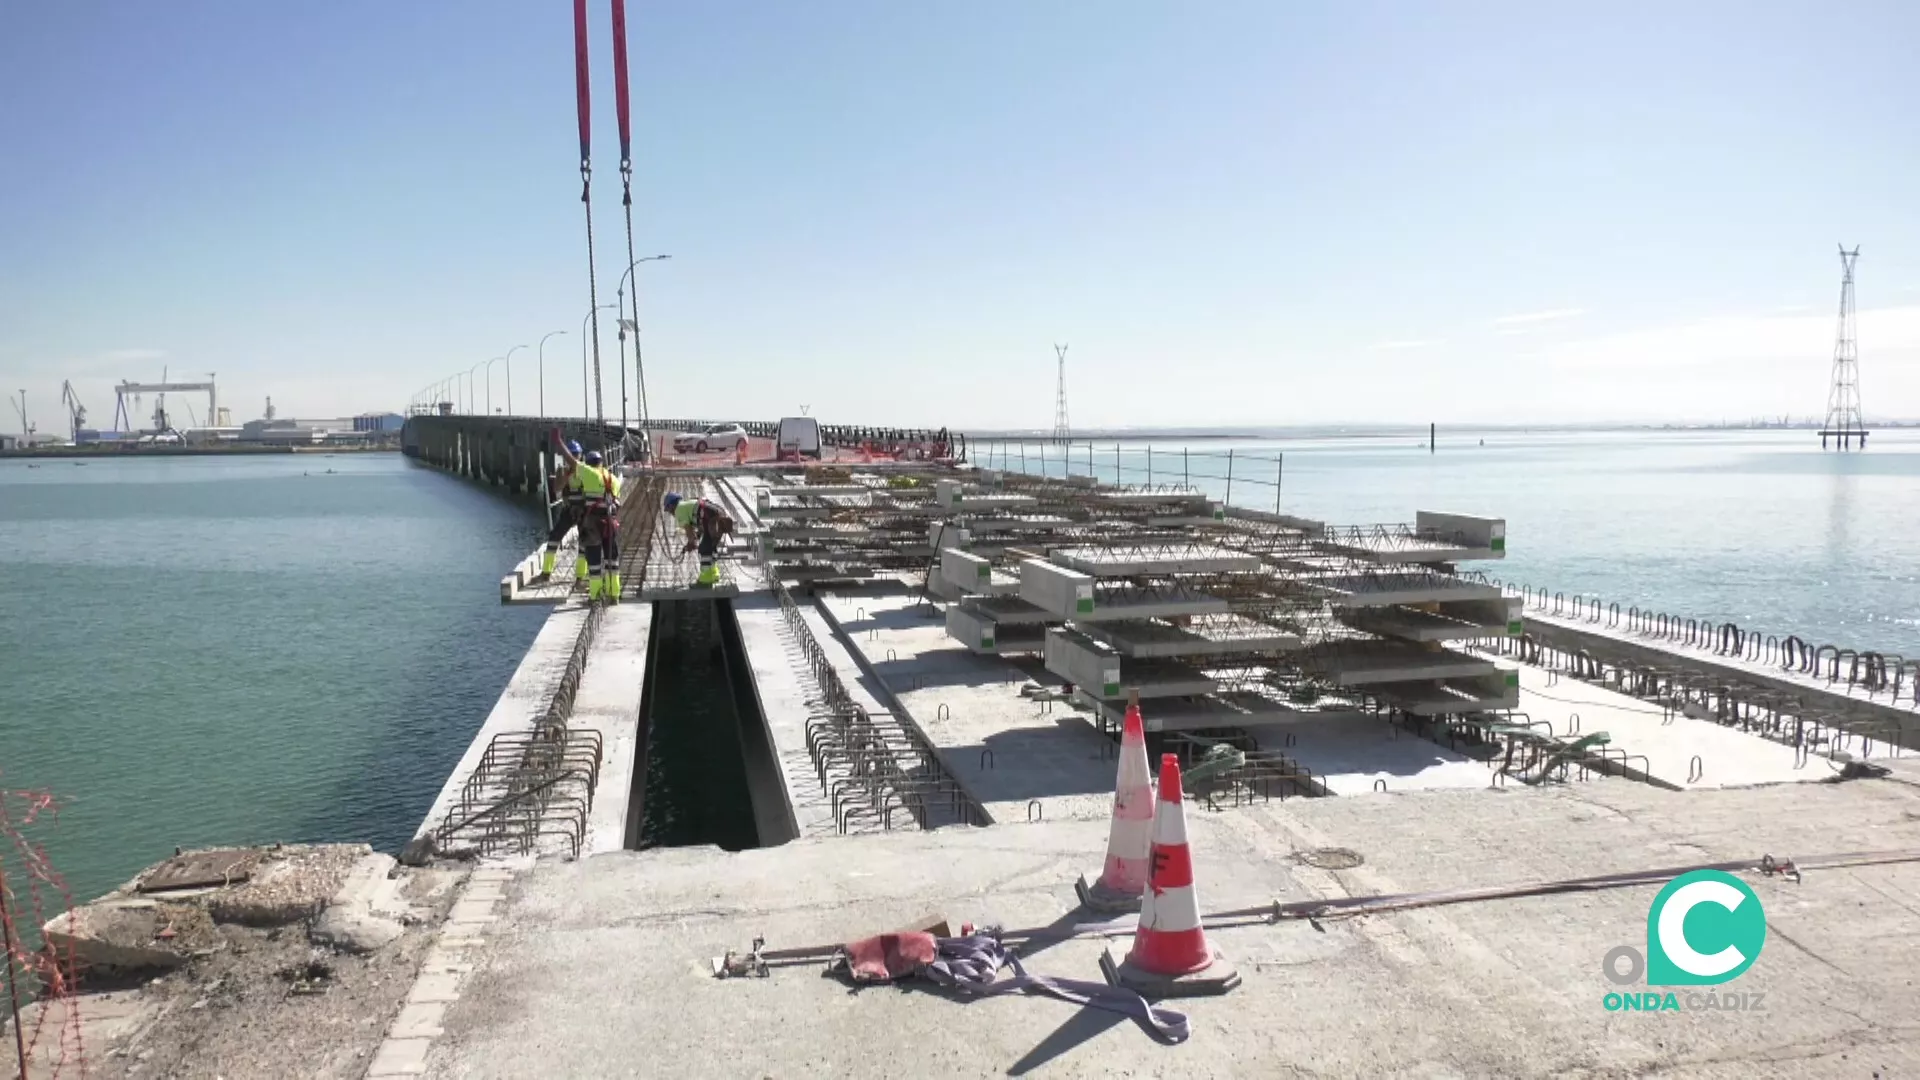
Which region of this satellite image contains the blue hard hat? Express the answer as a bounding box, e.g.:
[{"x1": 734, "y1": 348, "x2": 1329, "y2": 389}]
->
[
  {"x1": 583, "y1": 450, "x2": 604, "y2": 466},
  {"x1": 663, "y1": 493, "x2": 681, "y2": 511},
  {"x1": 566, "y1": 440, "x2": 583, "y2": 455}
]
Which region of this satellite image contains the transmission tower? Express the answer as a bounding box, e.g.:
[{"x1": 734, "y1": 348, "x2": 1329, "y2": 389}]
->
[
  {"x1": 1819, "y1": 245, "x2": 1868, "y2": 451},
  {"x1": 1051, "y1": 343, "x2": 1070, "y2": 445}
]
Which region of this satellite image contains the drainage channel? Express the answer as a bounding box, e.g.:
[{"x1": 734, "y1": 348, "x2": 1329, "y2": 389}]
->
[{"x1": 628, "y1": 598, "x2": 795, "y2": 852}]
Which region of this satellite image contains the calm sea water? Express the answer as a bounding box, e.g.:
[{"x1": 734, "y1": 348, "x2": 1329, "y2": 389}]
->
[
  {"x1": 2, "y1": 430, "x2": 1916, "y2": 905},
  {"x1": 0, "y1": 454, "x2": 546, "y2": 905}
]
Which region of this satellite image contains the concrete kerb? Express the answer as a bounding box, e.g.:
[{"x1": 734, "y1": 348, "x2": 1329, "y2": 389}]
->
[{"x1": 366, "y1": 860, "x2": 527, "y2": 1079}]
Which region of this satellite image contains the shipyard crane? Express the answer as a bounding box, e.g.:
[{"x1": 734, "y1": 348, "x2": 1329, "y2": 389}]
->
[
  {"x1": 113, "y1": 372, "x2": 216, "y2": 434},
  {"x1": 9, "y1": 389, "x2": 32, "y2": 440},
  {"x1": 60, "y1": 381, "x2": 88, "y2": 441}
]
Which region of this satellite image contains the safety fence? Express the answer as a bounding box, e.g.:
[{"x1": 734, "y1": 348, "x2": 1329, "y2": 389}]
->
[
  {"x1": 3, "y1": 785, "x2": 83, "y2": 1079},
  {"x1": 973, "y1": 441, "x2": 1285, "y2": 515},
  {"x1": 432, "y1": 606, "x2": 607, "y2": 859},
  {"x1": 1495, "y1": 579, "x2": 1919, "y2": 707},
  {"x1": 768, "y1": 577, "x2": 990, "y2": 832},
  {"x1": 408, "y1": 415, "x2": 966, "y2": 466}
]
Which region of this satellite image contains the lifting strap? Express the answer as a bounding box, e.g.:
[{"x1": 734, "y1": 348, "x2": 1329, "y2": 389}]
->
[
  {"x1": 611, "y1": 0, "x2": 651, "y2": 433},
  {"x1": 574, "y1": 0, "x2": 607, "y2": 427}
]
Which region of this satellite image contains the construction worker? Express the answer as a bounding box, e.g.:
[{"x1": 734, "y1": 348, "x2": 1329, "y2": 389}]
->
[
  {"x1": 554, "y1": 435, "x2": 623, "y2": 602},
  {"x1": 536, "y1": 439, "x2": 586, "y2": 581},
  {"x1": 663, "y1": 492, "x2": 733, "y2": 587}
]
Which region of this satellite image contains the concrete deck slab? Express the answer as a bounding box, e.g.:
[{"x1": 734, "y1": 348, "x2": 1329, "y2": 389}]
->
[
  {"x1": 823, "y1": 593, "x2": 1118, "y2": 824},
  {"x1": 1339, "y1": 605, "x2": 1507, "y2": 642},
  {"x1": 426, "y1": 778, "x2": 1920, "y2": 1079},
  {"x1": 731, "y1": 592, "x2": 843, "y2": 838},
  {"x1": 1519, "y1": 604, "x2": 1920, "y2": 736},
  {"x1": 1300, "y1": 640, "x2": 1498, "y2": 685},
  {"x1": 1081, "y1": 586, "x2": 1231, "y2": 621},
  {"x1": 1250, "y1": 716, "x2": 1491, "y2": 795},
  {"x1": 1080, "y1": 615, "x2": 1301, "y2": 658},
  {"x1": 1050, "y1": 543, "x2": 1263, "y2": 577},
  {"x1": 1513, "y1": 665, "x2": 1822, "y2": 790},
  {"x1": 1307, "y1": 572, "x2": 1505, "y2": 608},
  {"x1": 578, "y1": 603, "x2": 652, "y2": 855}
]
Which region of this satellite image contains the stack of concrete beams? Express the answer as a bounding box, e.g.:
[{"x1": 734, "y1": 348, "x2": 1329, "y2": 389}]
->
[
  {"x1": 933, "y1": 490, "x2": 1521, "y2": 732},
  {"x1": 756, "y1": 476, "x2": 949, "y2": 583},
  {"x1": 1290, "y1": 510, "x2": 1521, "y2": 716},
  {"x1": 1015, "y1": 544, "x2": 1323, "y2": 731},
  {"x1": 934, "y1": 477, "x2": 1229, "y2": 650}
]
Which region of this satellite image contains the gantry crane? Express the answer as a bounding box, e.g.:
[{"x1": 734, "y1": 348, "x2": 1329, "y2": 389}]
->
[{"x1": 113, "y1": 372, "x2": 216, "y2": 434}]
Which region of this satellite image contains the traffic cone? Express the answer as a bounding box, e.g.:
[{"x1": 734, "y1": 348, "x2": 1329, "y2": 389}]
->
[
  {"x1": 1100, "y1": 754, "x2": 1241, "y2": 997},
  {"x1": 1076, "y1": 691, "x2": 1154, "y2": 913}
]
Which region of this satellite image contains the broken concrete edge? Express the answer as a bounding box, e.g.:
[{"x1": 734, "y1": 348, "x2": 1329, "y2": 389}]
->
[{"x1": 39, "y1": 842, "x2": 443, "y2": 980}]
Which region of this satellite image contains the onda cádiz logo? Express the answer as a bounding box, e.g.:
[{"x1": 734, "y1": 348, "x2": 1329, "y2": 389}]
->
[{"x1": 1600, "y1": 870, "x2": 1768, "y2": 1013}]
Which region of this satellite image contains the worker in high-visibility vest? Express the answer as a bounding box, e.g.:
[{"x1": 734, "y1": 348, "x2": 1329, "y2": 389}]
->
[
  {"x1": 554, "y1": 434, "x2": 623, "y2": 602},
  {"x1": 536, "y1": 439, "x2": 586, "y2": 581},
  {"x1": 663, "y1": 492, "x2": 733, "y2": 587}
]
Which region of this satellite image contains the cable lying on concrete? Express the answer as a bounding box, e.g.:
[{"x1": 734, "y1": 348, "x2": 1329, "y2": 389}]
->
[
  {"x1": 1208, "y1": 847, "x2": 1920, "y2": 924},
  {"x1": 712, "y1": 848, "x2": 1920, "y2": 981}
]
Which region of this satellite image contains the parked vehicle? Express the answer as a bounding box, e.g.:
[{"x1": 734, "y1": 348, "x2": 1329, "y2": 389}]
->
[
  {"x1": 775, "y1": 416, "x2": 822, "y2": 459},
  {"x1": 672, "y1": 423, "x2": 747, "y2": 454}
]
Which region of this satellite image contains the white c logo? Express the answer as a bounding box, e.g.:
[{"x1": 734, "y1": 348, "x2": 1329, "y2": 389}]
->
[{"x1": 1657, "y1": 879, "x2": 1747, "y2": 978}]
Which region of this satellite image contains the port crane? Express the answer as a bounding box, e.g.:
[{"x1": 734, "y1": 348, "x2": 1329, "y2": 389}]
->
[
  {"x1": 60, "y1": 381, "x2": 88, "y2": 441},
  {"x1": 9, "y1": 389, "x2": 32, "y2": 440}
]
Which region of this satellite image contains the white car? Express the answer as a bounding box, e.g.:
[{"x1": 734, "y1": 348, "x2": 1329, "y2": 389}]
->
[{"x1": 672, "y1": 423, "x2": 747, "y2": 454}]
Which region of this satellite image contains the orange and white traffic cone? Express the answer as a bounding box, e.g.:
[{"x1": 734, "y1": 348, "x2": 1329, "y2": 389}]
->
[
  {"x1": 1077, "y1": 692, "x2": 1154, "y2": 913},
  {"x1": 1101, "y1": 753, "x2": 1241, "y2": 996},
  {"x1": 736, "y1": 440, "x2": 748, "y2": 466}
]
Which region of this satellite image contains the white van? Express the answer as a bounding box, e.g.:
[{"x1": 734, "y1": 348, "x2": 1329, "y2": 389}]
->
[{"x1": 775, "y1": 416, "x2": 822, "y2": 459}]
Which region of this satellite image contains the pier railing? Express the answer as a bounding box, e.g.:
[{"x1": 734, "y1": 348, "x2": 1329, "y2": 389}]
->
[{"x1": 973, "y1": 441, "x2": 1286, "y2": 514}]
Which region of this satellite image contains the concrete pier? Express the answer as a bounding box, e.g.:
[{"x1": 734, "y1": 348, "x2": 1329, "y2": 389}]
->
[{"x1": 30, "y1": 448, "x2": 1920, "y2": 1078}]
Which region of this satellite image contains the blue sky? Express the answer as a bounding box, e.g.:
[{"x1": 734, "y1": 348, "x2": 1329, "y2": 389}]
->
[{"x1": 2, "y1": 1, "x2": 1917, "y2": 432}]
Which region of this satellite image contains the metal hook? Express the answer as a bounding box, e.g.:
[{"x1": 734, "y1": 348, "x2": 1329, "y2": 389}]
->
[
  {"x1": 1027, "y1": 799, "x2": 1043, "y2": 822},
  {"x1": 980, "y1": 748, "x2": 994, "y2": 770}
]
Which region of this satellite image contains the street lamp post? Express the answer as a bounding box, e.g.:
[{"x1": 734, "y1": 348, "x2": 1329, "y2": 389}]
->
[
  {"x1": 466, "y1": 360, "x2": 487, "y2": 415},
  {"x1": 617, "y1": 254, "x2": 671, "y2": 431},
  {"x1": 501, "y1": 344, "x2": 527, "y2": 416},
  {"x1": 536, "y1": 330, "x2": 567, "y2": 417},
  {"x1": 485, "y1": 356, "x2": 505, "y2": 415}
]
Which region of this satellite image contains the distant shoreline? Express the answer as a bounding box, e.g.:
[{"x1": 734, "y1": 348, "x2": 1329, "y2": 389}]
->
[
  {"x1": 1, "y1": 444, "x2": 400, "y2": 461},
  {"x1": 965, "y1": 421, "x2": 1919, "y2": 441}
]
